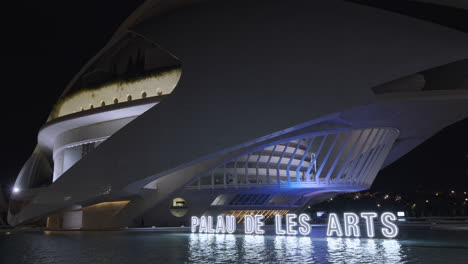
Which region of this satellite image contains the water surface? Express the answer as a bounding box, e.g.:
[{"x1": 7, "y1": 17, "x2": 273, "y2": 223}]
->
[{"x1": 1, "y1": 227, "x2": 467, "y2": 263}]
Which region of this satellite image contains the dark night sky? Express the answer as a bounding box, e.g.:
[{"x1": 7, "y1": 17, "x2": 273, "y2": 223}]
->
[{"x1": 1, "y1": 0, "x2": 467, "y2": 196}]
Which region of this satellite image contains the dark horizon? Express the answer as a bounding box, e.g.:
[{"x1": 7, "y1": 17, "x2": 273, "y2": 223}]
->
[{"x1": 1, "y1": 0, "x2": 467, "y2": 197}]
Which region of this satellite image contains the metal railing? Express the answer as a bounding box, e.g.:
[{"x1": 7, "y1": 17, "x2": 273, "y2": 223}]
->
[{"x1": 186, "y1": 127, "x2": 399, "y2": 190}]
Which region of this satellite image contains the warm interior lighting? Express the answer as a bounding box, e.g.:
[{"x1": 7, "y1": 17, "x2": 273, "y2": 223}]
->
[
  {"x1": 52, "y1": 68, "x2": 181, "y2": 118},
  {"x1": 46, "y1": 201, "x2": 130, "y2": 229},
  {"x1": 225, "y1": 210, "x2": 289, "y2": 224},
  {"x1": 82, "y1": 200, "x2": 130, "y2": 211}
]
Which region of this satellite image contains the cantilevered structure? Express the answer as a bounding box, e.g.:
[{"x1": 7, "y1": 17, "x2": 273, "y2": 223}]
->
[{"x1": 9, "y1": 0, "x2": 468, "y2": 228}]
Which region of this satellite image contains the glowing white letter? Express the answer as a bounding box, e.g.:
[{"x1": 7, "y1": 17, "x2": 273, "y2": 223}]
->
[
  {"x1": 255, "y1": 215, "x2": 265, "y2": 235},
  {"x1": 199, "y1": 216, "x2": 207, "y2": 233},
  {"x1": 275, "y1": 215, "x2": 286, "y2": 235},
  {"x1": 343, "y1": 213, "x2": 360, "y2": 237},
  {"x1": 360, "y1": 212, "x2": 377, "y2": 238},
  {"x1": 326, "y1": 213, "x2": 343, "y2": 237},
  {"x1": 226, "y1": 215, "x2": 237, "y2": 234},
  {"x1": 298, "y1": 213, "x2": 312, "y2": 236},
  {"x1": 381, "y1": 212, "x2": 398, "y2": 238},
  {"x1": 207, "y1": 216, "x2": 216, "y2": 233},
  {"x1": 191, "y1": 216, "x2": 199, "y2": 233},
  {"x1": 216, "y1": 215, "x2": 226, "y2": 233},
  {"x1": 244, "y1": 215, "x2": 255, "y2": 234},
  {"x1": 285, "y1": 214, "x2": 298, "y2": 235}
]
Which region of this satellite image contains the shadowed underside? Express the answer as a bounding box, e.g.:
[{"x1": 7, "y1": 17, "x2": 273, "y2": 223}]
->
[{"x1": 8, "y1": 0, "x2": 468, "y2": 228}]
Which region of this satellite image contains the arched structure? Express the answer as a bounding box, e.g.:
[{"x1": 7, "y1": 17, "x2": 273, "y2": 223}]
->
[{"x1": 8, "y1": 0, "x2": 468, "y2": 228}]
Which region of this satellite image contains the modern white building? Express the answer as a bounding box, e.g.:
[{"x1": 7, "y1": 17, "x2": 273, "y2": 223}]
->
[{"x1": 8, "y1": 0, "x2": 468, "y2": 228}]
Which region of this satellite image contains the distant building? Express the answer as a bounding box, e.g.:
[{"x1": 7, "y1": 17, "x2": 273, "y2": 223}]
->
[{"x1": 8, "y1": 0, "x2": 468, "y2": 228}]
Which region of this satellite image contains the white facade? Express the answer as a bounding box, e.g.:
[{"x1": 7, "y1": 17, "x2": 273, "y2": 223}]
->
[{"x1": 8, "y1": 0, "x2": 468, "y2": 228}]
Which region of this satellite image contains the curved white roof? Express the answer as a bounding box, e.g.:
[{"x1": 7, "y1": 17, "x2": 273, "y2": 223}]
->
[{"x1": 10, "y1": 0, "x2": 468, "y2": 226}]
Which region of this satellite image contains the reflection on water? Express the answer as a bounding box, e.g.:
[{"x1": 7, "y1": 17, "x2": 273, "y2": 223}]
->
[
  {"x1": 188, "y1": 234, "x2": 318, "y2": 263},
  {"x1": 382, "y1": 240, "x2": 404, "y2": 263},
  {"x1": 273, "y1": 236, "x2": 314, "y2": 262},
  {"x1": 326, "y1": 238, "x2": 403, "y2": 263},
  {"x1": 188, "y1": 234, "x2": 239, "y2": 262},
  {"x1": 243, "y1": 235, "x2": 266, "y2": 262},
  {"x1": 1, "y1": 228, "x2": 468, "y2": 264},
  {"x1": 187, "y1": 234, "x2": 405, "y2": 263}
]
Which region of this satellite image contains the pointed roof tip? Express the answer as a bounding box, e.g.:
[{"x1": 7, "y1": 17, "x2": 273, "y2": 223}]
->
[{"x1": 409, "y1": 0, "x2": 468, "y2": 10}]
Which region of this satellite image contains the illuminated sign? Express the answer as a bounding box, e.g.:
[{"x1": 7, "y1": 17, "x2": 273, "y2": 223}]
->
[
  {"x1": 191, "y1": 215, "x2": 236, "y2": 234},
  {"x1": 191, "y1": 212, "x2": 399, "y2": 238}
]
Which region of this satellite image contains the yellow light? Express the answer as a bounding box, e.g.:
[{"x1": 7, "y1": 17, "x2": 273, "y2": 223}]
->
[
  {"x1": 83, "y1": 200, "x2": 130, "y2": 210},
  {"x1": 52, "y1": 68, "x2": 181, "y2": 118},
  {"x1": 225, "y1": 209, "x2": 289, "y2": 223}
]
